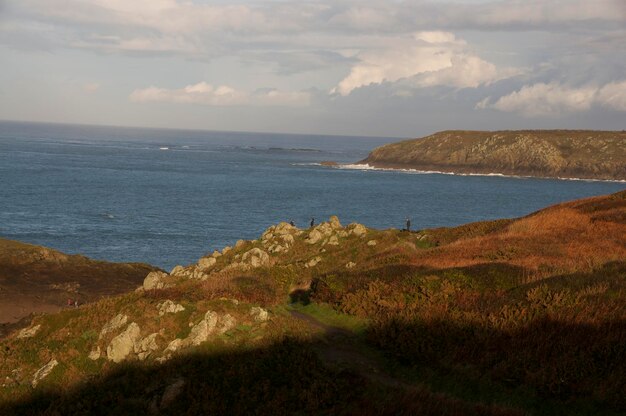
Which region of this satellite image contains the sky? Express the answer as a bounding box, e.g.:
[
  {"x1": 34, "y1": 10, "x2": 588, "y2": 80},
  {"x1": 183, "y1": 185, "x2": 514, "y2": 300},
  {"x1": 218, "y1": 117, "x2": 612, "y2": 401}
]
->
[{"x1": 0, "y1": 0, "x2": 625, "y2": 137}]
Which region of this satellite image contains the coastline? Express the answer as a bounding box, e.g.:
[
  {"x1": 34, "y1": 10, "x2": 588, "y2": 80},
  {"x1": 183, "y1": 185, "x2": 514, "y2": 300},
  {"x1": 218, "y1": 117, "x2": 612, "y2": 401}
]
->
[{"x1": 333, "y1": 162, "x2": 626, "y2": 183}]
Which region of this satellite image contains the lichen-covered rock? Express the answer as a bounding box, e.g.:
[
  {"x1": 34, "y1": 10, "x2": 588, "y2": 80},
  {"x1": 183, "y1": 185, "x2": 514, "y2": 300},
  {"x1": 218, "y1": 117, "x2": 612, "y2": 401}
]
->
[
  {"x1": 106, "y1": 322, "x2": 142, "y2": 363},
  {"x1": 327, "y1": 235, "x2": 339, "y2": 246},
  {"x1": 349, "y1": 223, "x2": 367, "y2": 237},
  {"x1": 197, "y1": 256, "x2": 217, "y2": 271},
  {"x1": 88, "y1": 346, "x2": 101, "y2": 360},
  {"x1": 234, "y1": 239, "x2": 246, "y2": 249},
  {"x1": 367, "y1": 240, "x2": 377, "y2": 246},
  {"x1": 306, "y1": 229, "x2": 323, "y2": 244},
  {"x1": 135, "y1": 333, "x2": 160, "y2": 360},
  {"x1": 222, "y1": 246, "x2": 232, "y2": 254},
  {"x1": 158, "y1": 300, "x2": 185, "y2": 316},
  {"x1": 170, "y1": 265, "x2": 185, "y2": 276},
  {"x1": 17, "y1": 324, "x2": 41, "y2": 339},
  {"x1": 242, "y1": 248, "x2": 270, "y2": 268},
  {"x1": 218, "y1": 314, "x2": 236, "y2": 334},
  {"x1": 345, "y1": 261, "x2": 356, "y2": 269},
  {"x1": 250, "y1": 307, "x2": 269, "y2": 322},
  {"x1": 99, "y1": 314, "x2": 128, "y2": 340},
  {"x1": 211, "y1": 250, "x2": 222, "y2": 258},
  {"x1": 31, "y1": 359, "x2": 58, "y2": 387},
  {"x1": 188, "y1": 311, "x2": 219, "y2": 346},
  {"x1": 304, "y1": 256, "x2": 322, "y2": 268},
  {"x1": 143, "y1": 271, "x2": 170, "y2": 291},
  {"x1": 164, "y1": 338, "x2": 184, "y2": 354}
]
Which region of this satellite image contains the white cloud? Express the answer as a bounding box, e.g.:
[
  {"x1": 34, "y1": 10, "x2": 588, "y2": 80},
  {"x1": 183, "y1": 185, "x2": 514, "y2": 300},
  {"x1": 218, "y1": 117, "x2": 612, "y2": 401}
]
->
[
  {"x1": 596, "y1": 80, "x2": 626, "y2": 112},
  {"x1": 480, "y1": 81, "x2": 626, "y2": 116},
  {"x1": 129, "y1": 82, "x2": 310, "y2": 107},
  {"x1": 332, "y1": 31, "x2": 518, "y2": 95}
]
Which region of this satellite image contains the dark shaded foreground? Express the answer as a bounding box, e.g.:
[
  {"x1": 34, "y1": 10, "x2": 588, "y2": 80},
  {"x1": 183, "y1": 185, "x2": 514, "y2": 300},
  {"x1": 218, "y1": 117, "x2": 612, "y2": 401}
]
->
[{"x1": 3, "y1": 315, "x2": 625, "y2": 416}]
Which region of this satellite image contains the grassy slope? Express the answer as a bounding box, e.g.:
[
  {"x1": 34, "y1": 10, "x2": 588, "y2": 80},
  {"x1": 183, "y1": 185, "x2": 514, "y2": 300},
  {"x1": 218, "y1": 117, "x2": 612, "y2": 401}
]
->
[
  {"x1": 361, "y1": 130, "x2": 626, "y2": 180},
  {"x1": 0, "y1": 190, "x2": 625, "y2": 415},
  {"x1": 0, "y1": 238, "x2": 158, "y2": 325}
]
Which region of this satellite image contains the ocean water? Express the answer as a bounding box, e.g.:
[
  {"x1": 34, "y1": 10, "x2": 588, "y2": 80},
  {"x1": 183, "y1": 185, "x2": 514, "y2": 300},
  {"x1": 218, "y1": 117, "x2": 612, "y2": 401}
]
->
[{"x1": 1, "y1": 121, "x2": 623, "y2": 270}]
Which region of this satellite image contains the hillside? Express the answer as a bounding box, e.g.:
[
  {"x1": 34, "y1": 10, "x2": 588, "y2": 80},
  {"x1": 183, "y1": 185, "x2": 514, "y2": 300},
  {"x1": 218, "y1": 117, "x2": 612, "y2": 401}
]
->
[
  {"x1": 0, "y1": 239, "x2": 158, "y2": 328},
  {"x1": 360, "y1": 130, "x2": 626, "y2": 181},
  {"x1": 0, "y1": 191, "x2": 625, "y2": 415}
]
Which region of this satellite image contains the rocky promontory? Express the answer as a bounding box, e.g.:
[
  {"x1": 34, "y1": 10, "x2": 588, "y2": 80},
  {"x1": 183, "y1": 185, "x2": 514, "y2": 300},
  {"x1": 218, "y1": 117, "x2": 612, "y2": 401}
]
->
[{"x1": 360, "y1": 130, "x2": 626, "y2": 181}]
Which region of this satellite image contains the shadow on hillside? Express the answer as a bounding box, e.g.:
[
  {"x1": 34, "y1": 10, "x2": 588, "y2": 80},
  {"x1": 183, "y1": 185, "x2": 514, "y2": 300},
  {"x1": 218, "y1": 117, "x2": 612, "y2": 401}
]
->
[{"x1": 2, "y1": 315, "x2": 624, "y2": 416}]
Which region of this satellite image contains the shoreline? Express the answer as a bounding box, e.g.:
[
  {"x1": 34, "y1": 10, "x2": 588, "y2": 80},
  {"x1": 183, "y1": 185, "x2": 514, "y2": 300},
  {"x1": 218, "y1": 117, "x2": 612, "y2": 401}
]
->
[{"x1": 333, "y1": 163, "x2": 626, "y2": 183}]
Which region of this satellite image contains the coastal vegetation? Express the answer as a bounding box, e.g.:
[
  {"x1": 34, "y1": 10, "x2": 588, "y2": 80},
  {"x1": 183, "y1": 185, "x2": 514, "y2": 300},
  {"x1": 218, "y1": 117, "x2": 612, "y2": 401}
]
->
[
  {"x1": 0, "y1": 191, "x2": 624, "y2": 415},
  {"x1": 360, "y1": 130, "x2": 626, "y2": 181}
]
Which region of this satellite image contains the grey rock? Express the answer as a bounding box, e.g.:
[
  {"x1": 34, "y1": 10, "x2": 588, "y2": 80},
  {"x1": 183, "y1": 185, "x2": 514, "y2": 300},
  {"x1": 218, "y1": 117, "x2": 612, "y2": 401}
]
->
[{"x1": 31, "y1": 359, "x2": 58, "y2": 388}]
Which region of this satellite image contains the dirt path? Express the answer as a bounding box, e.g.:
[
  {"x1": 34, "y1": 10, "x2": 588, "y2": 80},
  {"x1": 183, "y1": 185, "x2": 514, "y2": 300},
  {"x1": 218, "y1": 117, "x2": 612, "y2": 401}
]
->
[{"x1": 289, "y1": 310, "x2": 409, "y2": 389}]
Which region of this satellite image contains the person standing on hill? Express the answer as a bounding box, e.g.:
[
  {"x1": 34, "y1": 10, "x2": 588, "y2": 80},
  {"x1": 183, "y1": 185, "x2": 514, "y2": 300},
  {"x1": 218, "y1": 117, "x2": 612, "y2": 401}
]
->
[
  {"x1": 405, "y1": 218, "x2": 411, "y2": 232},
  {"x1": 310, "y1": 217, "x2": 315, "y2": 228},
  {"x1": 289, "y1": 220, "x2": 295, "y2": 227}
]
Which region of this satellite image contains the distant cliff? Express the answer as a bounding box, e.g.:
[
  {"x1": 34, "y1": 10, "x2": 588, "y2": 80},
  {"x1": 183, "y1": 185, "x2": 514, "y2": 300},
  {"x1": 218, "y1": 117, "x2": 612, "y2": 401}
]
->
[{"x1": 360, "y1": 130, "x2": 626, "y2": 181}]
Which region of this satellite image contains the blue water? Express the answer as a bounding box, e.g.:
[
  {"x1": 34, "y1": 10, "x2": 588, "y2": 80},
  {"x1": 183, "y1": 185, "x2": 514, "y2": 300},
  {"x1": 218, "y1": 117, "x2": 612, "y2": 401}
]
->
[{"x1": 1, "y1": 121, "x2": 623, "y2": 270}]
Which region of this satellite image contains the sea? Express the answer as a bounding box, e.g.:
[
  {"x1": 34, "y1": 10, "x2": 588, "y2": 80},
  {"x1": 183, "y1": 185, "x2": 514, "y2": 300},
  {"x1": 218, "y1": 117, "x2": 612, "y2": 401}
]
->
[{"x1": 1, "y1": 121, "x2": 623, "y2": 270}]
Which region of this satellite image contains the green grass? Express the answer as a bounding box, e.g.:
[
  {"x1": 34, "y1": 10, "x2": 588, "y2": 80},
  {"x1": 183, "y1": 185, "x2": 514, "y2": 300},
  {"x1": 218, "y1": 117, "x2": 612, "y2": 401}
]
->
[{"x1": 288, "y1": 302, "x2": 368, "y2": 334}]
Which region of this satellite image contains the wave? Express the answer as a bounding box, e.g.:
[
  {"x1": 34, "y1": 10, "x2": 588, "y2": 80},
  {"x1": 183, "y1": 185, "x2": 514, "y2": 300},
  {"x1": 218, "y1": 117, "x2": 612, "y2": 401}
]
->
[{"x1": 335, "y1": 163, "x2": 626, "y2": 183}]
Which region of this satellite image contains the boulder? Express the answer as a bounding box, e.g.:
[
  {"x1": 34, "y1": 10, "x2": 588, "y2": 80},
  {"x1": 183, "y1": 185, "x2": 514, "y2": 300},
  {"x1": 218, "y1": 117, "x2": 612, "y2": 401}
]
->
[
  {"x1": 306, "y1": 229, "x2": 323, "y2": 244},
  {"x1": 31, "y1": 359, "x2": 58, "y2": 388},
  {"x1": 170, "y1": 265, "x2": 185, "y2": 276},
  {"x1": 188, "y1": 311, "x2": 219, "y2": 346},
  {"x1": 349, "y1": 223, "x2": 367, "y2": 237},
  {"x1": 106, "y1": 323, "x2": 142, "y2": 363},
  {"x1": 143, "y1": 271, "x2": 170, "y2": 291},
  {"x1": 88, "y1": 346, "x2": 101, "y2": 361},
  {"x1": 164, "y1": 338, "x2": 184, "y2": 354},
  {"x1": 242, "y1": 248, "x2": 270, "y2": 268},
  {"x1": 250, "y1": 307, "x2": 269, "y2": 322},
  {"x1": 222, "y1": 246, "x2": 232, "y2": 254},
  {"x1": 234, "y1": 240, "x2": 246, "y2": 249},
  {"x1": 211, "y1": 250, "x2": 222, "y2": 258},
  {"x1": 305, "y1": 256, "x2": 322, "y2": 268},
  {"x1": 158, "y1": 300, "x2": 185, "y2": 316},
  {"x1": 367, "y1": 240, "x2": 377, "y2": 246},
  {"x1": 135, "y1": 333, "x2": 160, "y2": 360},
  {"x1": 281, "y1": 234, "x2": 295, "y2": 245},
  {"x1": 218, "y1": 314, "x2": 236, "y2": 334},
  {"x1": 17, "y1": 324, "x2": 41, "y2": 339},
  {"x1": 197, "y1": 256, "x2": 216, "y2": 271},
  {"x1": 99, "y1": 314, "x2": 128, "y2": 340},
  {"x1": 327, "y1": 235, "x2": 339, "y2": 246}
]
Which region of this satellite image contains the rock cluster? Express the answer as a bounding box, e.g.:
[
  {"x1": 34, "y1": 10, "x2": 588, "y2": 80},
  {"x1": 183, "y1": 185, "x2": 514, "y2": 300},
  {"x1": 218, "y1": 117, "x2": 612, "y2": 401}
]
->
[
  {"x1": 261, "y1": 222, "x2": 300, "y2": 253},
  {"x1": 104, "y1": 322, "x2": 160, "y2": 363},
  {"x1": 249, "y1": 306, "x2": 269, "y2": 322}
]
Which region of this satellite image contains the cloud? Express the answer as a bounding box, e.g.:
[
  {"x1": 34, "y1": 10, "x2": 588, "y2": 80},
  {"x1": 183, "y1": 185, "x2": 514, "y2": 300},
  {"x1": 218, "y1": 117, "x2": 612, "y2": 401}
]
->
[
  {"x1": 129, "y1": 82, "x2": 310, "y2": 107},
  {"x1": 332, "y1": 31, "x2": 519, "y2": 95},
  {"x1": 479, "y1": 81, "x2": 626, "y2": 116}
]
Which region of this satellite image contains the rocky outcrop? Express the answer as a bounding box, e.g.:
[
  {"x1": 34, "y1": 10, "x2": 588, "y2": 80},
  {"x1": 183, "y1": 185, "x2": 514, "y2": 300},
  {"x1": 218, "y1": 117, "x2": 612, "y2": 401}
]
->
[
  {"x1": 158, "y1": 300, "x2": 185, "y2": 316},
  {"x1": 143, "y1": 271, "x2": 172, "y2": 291},
  {"x1": 349, "y1": 223, "x2": 367, "y2": 237},
  {"x1": 197, "y1": 257, "x2": 217, "y2": 271},
  {"x1": 134, "y1": 333, "x2": 160, "y2": 360},
  {"x1": 360, "y1": 130, "x2": 626, "y2": 181},
  {"x1": 106, "y1": 323, "x2": 142, "y2": 363},
  {"x1": 31, "y1": 359, "x2": 58, "y2": 387}
]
